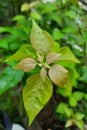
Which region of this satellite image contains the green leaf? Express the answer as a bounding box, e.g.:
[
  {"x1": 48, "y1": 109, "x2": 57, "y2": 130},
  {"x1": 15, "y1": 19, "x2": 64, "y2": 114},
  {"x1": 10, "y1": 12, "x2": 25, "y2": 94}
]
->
[
  {"x1": 80, "y1": 66, "x2": 87, "y2": 83},
  {"x1": 53, "y1": 29, "x2": 64, "y2": 40},
  {"x1": 38, "y1": 2, "x2": 57, "y2": 14},
  {"x1": 72, "y1": 92, "x2": 84, "y2": 101},
  {"x1": 30, "y1": 11, "x2": 41, "y2": 20},
  {"x1": 30, "y1": 20, "x2": 54, "y2": 55},
  {"x1": 56, "y1": 103, "x2": 73, "y2": 117},
  {"x1": 56, "y1": 102, "x2": 68, "y2": 114},
  {"x1": 0, "y1": 26, "x2": 12, "y2": 33},
  {"x1": 69, "y1": 97, "x2": 77, "y2": 107},
  {"x1": 52, "y1": 42, "x2": 60, "y2": 53},
  {"x1": 58, "y1": 47, "x2": 80, "y2": 63},
  {"x1": 15, "y1": 58, "x2": 37, "y2": 72},
  {"x1": 74, "y1": 113, "x2": 85, "y2": 120},
  {"x1": 21, "y1": 3, "x2": 30, "y2": 12},
  {"x1": 0, "y1": 67, "x2": 24, "y2": 95},
  {"x1": 64, "y1": 68, "x2": 78, "y2": 96},
  {"x1": 7, "y1": 44, "x2": 36, "y2": 61},
  {"x1": 49, "y1": 65, "x2": 68, "y2": 87},
  {"x1": 21, "y1": 2, "x2": 38, "y2": 12},
  {"x1": 64, "y1": 107, "x2": 73, "y2": 117},
  {"x1": 84, "y1": 94, "x2": 87, "y2": 100},
  {"x1": 74, "y1": 120, "x2": 84, "y2": 130},
  {"x1": 57, "y1": 88, "x2": 67, "y2": 97},
  {"x1": 23, "y1": 73, "x2": 53, "y2": 126}
]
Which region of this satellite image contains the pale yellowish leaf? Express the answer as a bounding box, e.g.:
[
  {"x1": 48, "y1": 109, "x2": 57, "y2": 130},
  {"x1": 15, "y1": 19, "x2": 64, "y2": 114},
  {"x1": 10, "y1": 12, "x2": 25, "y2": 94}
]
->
[
  {"x1": 46, "y1": 53, "x2": 61, "y2": 64},
  {"x1": 30, "y1": 20, "x2": 54, "y2": 55},
  {"x1": 15, "y1": 58, "x2": 36, "y2": 72},
  {"x1": 49, "y1": 65, "x2": 68, "y2": 87},
  {"x1": 23, "y1": 73, "x2": 53, "y2": 125}
]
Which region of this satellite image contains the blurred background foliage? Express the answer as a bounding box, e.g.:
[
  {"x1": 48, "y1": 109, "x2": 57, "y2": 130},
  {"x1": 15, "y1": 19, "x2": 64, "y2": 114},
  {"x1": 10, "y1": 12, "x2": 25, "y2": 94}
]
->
[{"x1": 0, "y1": 0, "x2": 87, "y2": 130}]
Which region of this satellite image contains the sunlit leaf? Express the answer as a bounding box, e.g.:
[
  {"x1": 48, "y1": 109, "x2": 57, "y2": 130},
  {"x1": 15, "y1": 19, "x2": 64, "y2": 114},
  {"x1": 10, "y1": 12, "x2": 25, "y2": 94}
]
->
[
  {"x1": 46, "y1": 53, "x2": 61, "y2": 64},
  {"x1": 53, "y1": 29, "x2": 64, "y2": 40},
  {"x1": 64, "y1": 107, "x2": 73, "y2": 117},
  {"x1": 58, "y1": 47, "x2": 80, "y2": 63},
  {"x1": 56, "y1": 102, "x2": 68, "y2": 114},
  {"x1": 30, "y1": 11, "x2": 41, "y2": 20},
  {"x1": 69, "y1": 97, "x2": 77, "y2": 107},
  {"x1": 52, "y1": 42, "x2": 60, "y2": 53},
  {"x1": 74, "y1": 113, "x2": 85, "y2": 120},
  {"x1": 21, "y1": 3, "x2": 30, "y2": 12},
  {"x1": 7, "y1": 44, "x2": 36, "y2": 61},
  {"x1": 49, "y1": 65, "x2": 68, "y2": 87},
  {"x1": 30, "y1": 20, "x2": 54, "y2": 55},
  {"x1": 15, "y1": 58, "x2": 36, "y2": 72},
  {"x1": 72, "y1": 91, "x2": 84, "y2": 101},
  {"x1": 74, "y1": 119, "x2": 84, "y2": 130},
  {"x1": 23, "y1": 73, "x2": 53, "y2": 126},
  {"x1": 65, "y1": 119, "x2": 73, "y2": 127},
  {"x1": 64, "y1": 68, "x2": 77, "y2": 96},
  {"x1": 21, "y1": 2, "x2": 38, "y2": 12}
]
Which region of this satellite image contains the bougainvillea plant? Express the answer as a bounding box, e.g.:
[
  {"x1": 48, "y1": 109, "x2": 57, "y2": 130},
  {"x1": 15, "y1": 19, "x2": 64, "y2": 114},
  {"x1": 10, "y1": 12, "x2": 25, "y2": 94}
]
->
[{"x1": 7, "y1": 21, "x2": 80, "y2": 126}]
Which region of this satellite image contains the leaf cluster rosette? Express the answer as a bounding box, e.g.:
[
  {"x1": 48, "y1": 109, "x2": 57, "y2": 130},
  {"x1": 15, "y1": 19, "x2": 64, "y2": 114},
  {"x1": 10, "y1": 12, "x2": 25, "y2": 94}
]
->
[{"x1": 7, "y1": 20, "x2": 80, "y2": 126}]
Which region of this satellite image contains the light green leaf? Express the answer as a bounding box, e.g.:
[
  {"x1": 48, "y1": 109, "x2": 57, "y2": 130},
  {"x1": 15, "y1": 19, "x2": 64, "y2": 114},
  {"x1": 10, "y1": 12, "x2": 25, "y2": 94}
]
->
[
  {"x1": 72, "y1": 92, "x2": 84, "y2": 101},
  {"x1": 56, "y1": 102, "x2": 68, "y2": 114},
  {"x1": 53, "y1": 29, "x2": 64, "y2": 40},
  {"x1": 64, "y1": 68, "x2": 77, "y2": 96},
  {"x1": 30, "y1": 20, "x2": 54, "y2": 55},
  {"x1": 49, "y1": 65, "x2": 68, "y2": 87},
  {"x1": 84, "y1": 94, "x2": 87, "y2": 100},
  {"x1": 21, "y1": 3, "x2": 30, "y2": 12},
  {"x1": 69, "y1": 97, "x2": 77, "y2": 107},
  {"x1": 21, "y1": 2, "x2": 38, "y2": 12},
  {"x1": 64, "y1": 107, "x2": 73, "y2": 117},
  {"x1": 13, "y1": 15, "x2": 26, "y2": 22},
  {"x1": 30, "y1": 11, "x2": 41, "y2": 20},
  {"x1": 0, "y1": 26, "x2": 12, "y2": 33},
  {"x1": 57, "y1": 88, "x2": 67, "y2": 97},
  {"x1": 74, "y1": 113, "x2": 85, "y2": 120},
  {"x1": 0, "y1": 67, "x2": 24, "y2": 95},
  {"x1": 52, "y1": 42, "x2": 60, "y2": 53},
  {"x1": 58, "y1": 47, "x2": 80, "y2": 63},
  {"x1": 15, "y1": 58, "x2": 36, "y2": 72},
  {"x1": 23, "y1": 73, "x2": 53, "y2": 126},
  {"x1": 56, "y1": 103, "x2": 73, "y2": 117},
  {"x1": 7, "y1": 44, "x2": 36, "y2": 61},
  {"x1": 74, "y1": 120, "x2": 84, "y2": 130}
]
